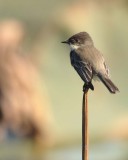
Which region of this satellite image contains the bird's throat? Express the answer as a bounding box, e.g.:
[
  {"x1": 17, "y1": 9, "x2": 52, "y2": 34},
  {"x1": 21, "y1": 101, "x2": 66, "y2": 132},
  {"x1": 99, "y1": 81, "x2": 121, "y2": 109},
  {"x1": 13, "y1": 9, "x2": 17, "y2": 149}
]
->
[{"x1": 69, "y1": 44, "x2": 80, "y2": 51}]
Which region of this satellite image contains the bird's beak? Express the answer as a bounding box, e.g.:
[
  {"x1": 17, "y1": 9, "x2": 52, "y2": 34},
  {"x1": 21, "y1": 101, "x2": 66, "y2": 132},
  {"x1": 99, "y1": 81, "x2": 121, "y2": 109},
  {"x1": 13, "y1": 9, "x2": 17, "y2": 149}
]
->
[{"x1": 61, "y1": 40, "x2": 69, "y2": 44}]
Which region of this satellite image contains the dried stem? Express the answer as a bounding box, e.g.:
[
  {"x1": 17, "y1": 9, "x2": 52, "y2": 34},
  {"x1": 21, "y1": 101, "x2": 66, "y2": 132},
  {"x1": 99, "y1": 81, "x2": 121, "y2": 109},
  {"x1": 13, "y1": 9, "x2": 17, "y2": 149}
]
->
[{"x1": 82, "y1": 90, "x2": 88, "y2": 160}]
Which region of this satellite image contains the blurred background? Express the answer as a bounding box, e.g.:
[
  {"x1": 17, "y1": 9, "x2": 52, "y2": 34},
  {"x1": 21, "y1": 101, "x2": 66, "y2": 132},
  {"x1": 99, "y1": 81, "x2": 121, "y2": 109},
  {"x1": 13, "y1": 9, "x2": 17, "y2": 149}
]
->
[{"x1": 0, "y1": 0, "x2": 127, "y2": 160}]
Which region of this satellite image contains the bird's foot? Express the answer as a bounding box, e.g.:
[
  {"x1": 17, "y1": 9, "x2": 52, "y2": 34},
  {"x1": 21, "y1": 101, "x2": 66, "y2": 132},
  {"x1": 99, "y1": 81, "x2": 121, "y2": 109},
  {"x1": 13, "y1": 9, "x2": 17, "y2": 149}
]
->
[{"x1": 83, "y1": 83, "x2": 89, "y2": 93}]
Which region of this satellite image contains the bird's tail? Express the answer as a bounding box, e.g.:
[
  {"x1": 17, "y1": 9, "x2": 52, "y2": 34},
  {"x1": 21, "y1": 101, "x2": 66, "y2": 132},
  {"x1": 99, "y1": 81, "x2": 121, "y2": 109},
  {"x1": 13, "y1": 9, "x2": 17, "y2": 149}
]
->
[{"x1": 99, "y1": 76, "x2": 119, "y2": 94}]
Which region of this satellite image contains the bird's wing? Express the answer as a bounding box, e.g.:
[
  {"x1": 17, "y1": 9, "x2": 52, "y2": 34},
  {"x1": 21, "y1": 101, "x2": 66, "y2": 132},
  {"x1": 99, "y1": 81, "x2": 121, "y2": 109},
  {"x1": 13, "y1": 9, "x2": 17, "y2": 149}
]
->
[
  {"x1": 84, "y1": 46, "x2": 110, "y2": 78},
  {"x1": 70, "y1": 50, "x2": 92, "y2": 83}
]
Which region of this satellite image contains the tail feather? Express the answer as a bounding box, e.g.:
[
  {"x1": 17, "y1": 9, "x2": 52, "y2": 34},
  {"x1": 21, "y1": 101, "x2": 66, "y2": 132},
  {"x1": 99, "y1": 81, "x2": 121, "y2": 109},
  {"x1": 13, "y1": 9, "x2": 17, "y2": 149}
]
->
[{"x1": 99, "y1": 76, "x2": 119, "y2": 94}]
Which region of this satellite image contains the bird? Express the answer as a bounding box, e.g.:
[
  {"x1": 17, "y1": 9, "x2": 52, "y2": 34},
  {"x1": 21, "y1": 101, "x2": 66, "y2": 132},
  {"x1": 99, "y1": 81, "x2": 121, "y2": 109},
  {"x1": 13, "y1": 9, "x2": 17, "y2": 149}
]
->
[{"x1": 62, "y1": 32, "x2": 119, "y2": 94}]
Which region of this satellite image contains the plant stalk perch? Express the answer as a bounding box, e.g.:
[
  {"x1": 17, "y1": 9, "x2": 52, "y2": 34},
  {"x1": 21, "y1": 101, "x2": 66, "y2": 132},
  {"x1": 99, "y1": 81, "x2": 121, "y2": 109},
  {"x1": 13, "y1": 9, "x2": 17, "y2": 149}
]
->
[{"x1": 82, "y1": 87, "x2": 89, "y2": 160}]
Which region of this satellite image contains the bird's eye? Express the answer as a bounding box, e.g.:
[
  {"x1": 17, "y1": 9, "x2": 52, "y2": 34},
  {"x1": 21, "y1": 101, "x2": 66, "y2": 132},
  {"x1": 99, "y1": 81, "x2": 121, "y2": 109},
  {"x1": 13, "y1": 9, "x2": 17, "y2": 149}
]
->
[{"x1": 71, "y1": 39, "x2": 75, "y2": 44}]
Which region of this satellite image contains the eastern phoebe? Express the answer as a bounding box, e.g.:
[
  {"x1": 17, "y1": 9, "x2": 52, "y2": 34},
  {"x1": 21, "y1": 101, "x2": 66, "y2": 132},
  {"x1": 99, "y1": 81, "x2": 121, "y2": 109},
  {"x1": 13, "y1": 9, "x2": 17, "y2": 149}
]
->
[{"x1": 62, "y1": 32, "x2": 119, "y2": 93}]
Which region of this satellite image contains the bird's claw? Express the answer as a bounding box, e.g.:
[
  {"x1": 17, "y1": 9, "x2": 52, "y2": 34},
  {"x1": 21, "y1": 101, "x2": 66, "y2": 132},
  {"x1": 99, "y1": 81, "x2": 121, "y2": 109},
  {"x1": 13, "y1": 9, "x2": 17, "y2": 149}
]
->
[{"x1": 83, "y1": 83, "x2": 89, "y2": 93}]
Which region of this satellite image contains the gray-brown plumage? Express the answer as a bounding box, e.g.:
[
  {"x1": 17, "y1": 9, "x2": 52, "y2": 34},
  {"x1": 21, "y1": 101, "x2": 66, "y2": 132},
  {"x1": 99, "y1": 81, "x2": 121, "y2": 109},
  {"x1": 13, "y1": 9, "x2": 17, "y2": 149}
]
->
[{"x1": 62, "y1": 32, "x2": 119, "y2": 93}]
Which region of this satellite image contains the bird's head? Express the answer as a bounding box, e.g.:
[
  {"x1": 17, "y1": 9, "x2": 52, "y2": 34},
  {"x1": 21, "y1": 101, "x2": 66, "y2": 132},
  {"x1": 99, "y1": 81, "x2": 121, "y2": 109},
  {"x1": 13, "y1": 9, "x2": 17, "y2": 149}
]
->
[{"x1": 61, "y1": 32, "x2": 93, "y2": 50}]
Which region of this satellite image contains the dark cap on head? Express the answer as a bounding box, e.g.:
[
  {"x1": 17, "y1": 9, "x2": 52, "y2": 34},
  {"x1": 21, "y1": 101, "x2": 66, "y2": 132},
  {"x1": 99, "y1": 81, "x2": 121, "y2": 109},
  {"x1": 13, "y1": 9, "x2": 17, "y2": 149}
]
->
[{"x1": 62, "y1": 32, "x2": 93, "y2": 46}]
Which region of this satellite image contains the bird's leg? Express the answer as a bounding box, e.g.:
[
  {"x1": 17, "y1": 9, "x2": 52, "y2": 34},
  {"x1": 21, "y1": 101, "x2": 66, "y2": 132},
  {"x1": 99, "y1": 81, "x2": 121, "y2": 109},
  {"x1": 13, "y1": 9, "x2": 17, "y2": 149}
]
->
[{"x1": 83, "y1": 83, "x2": 89, "y2": 93}]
